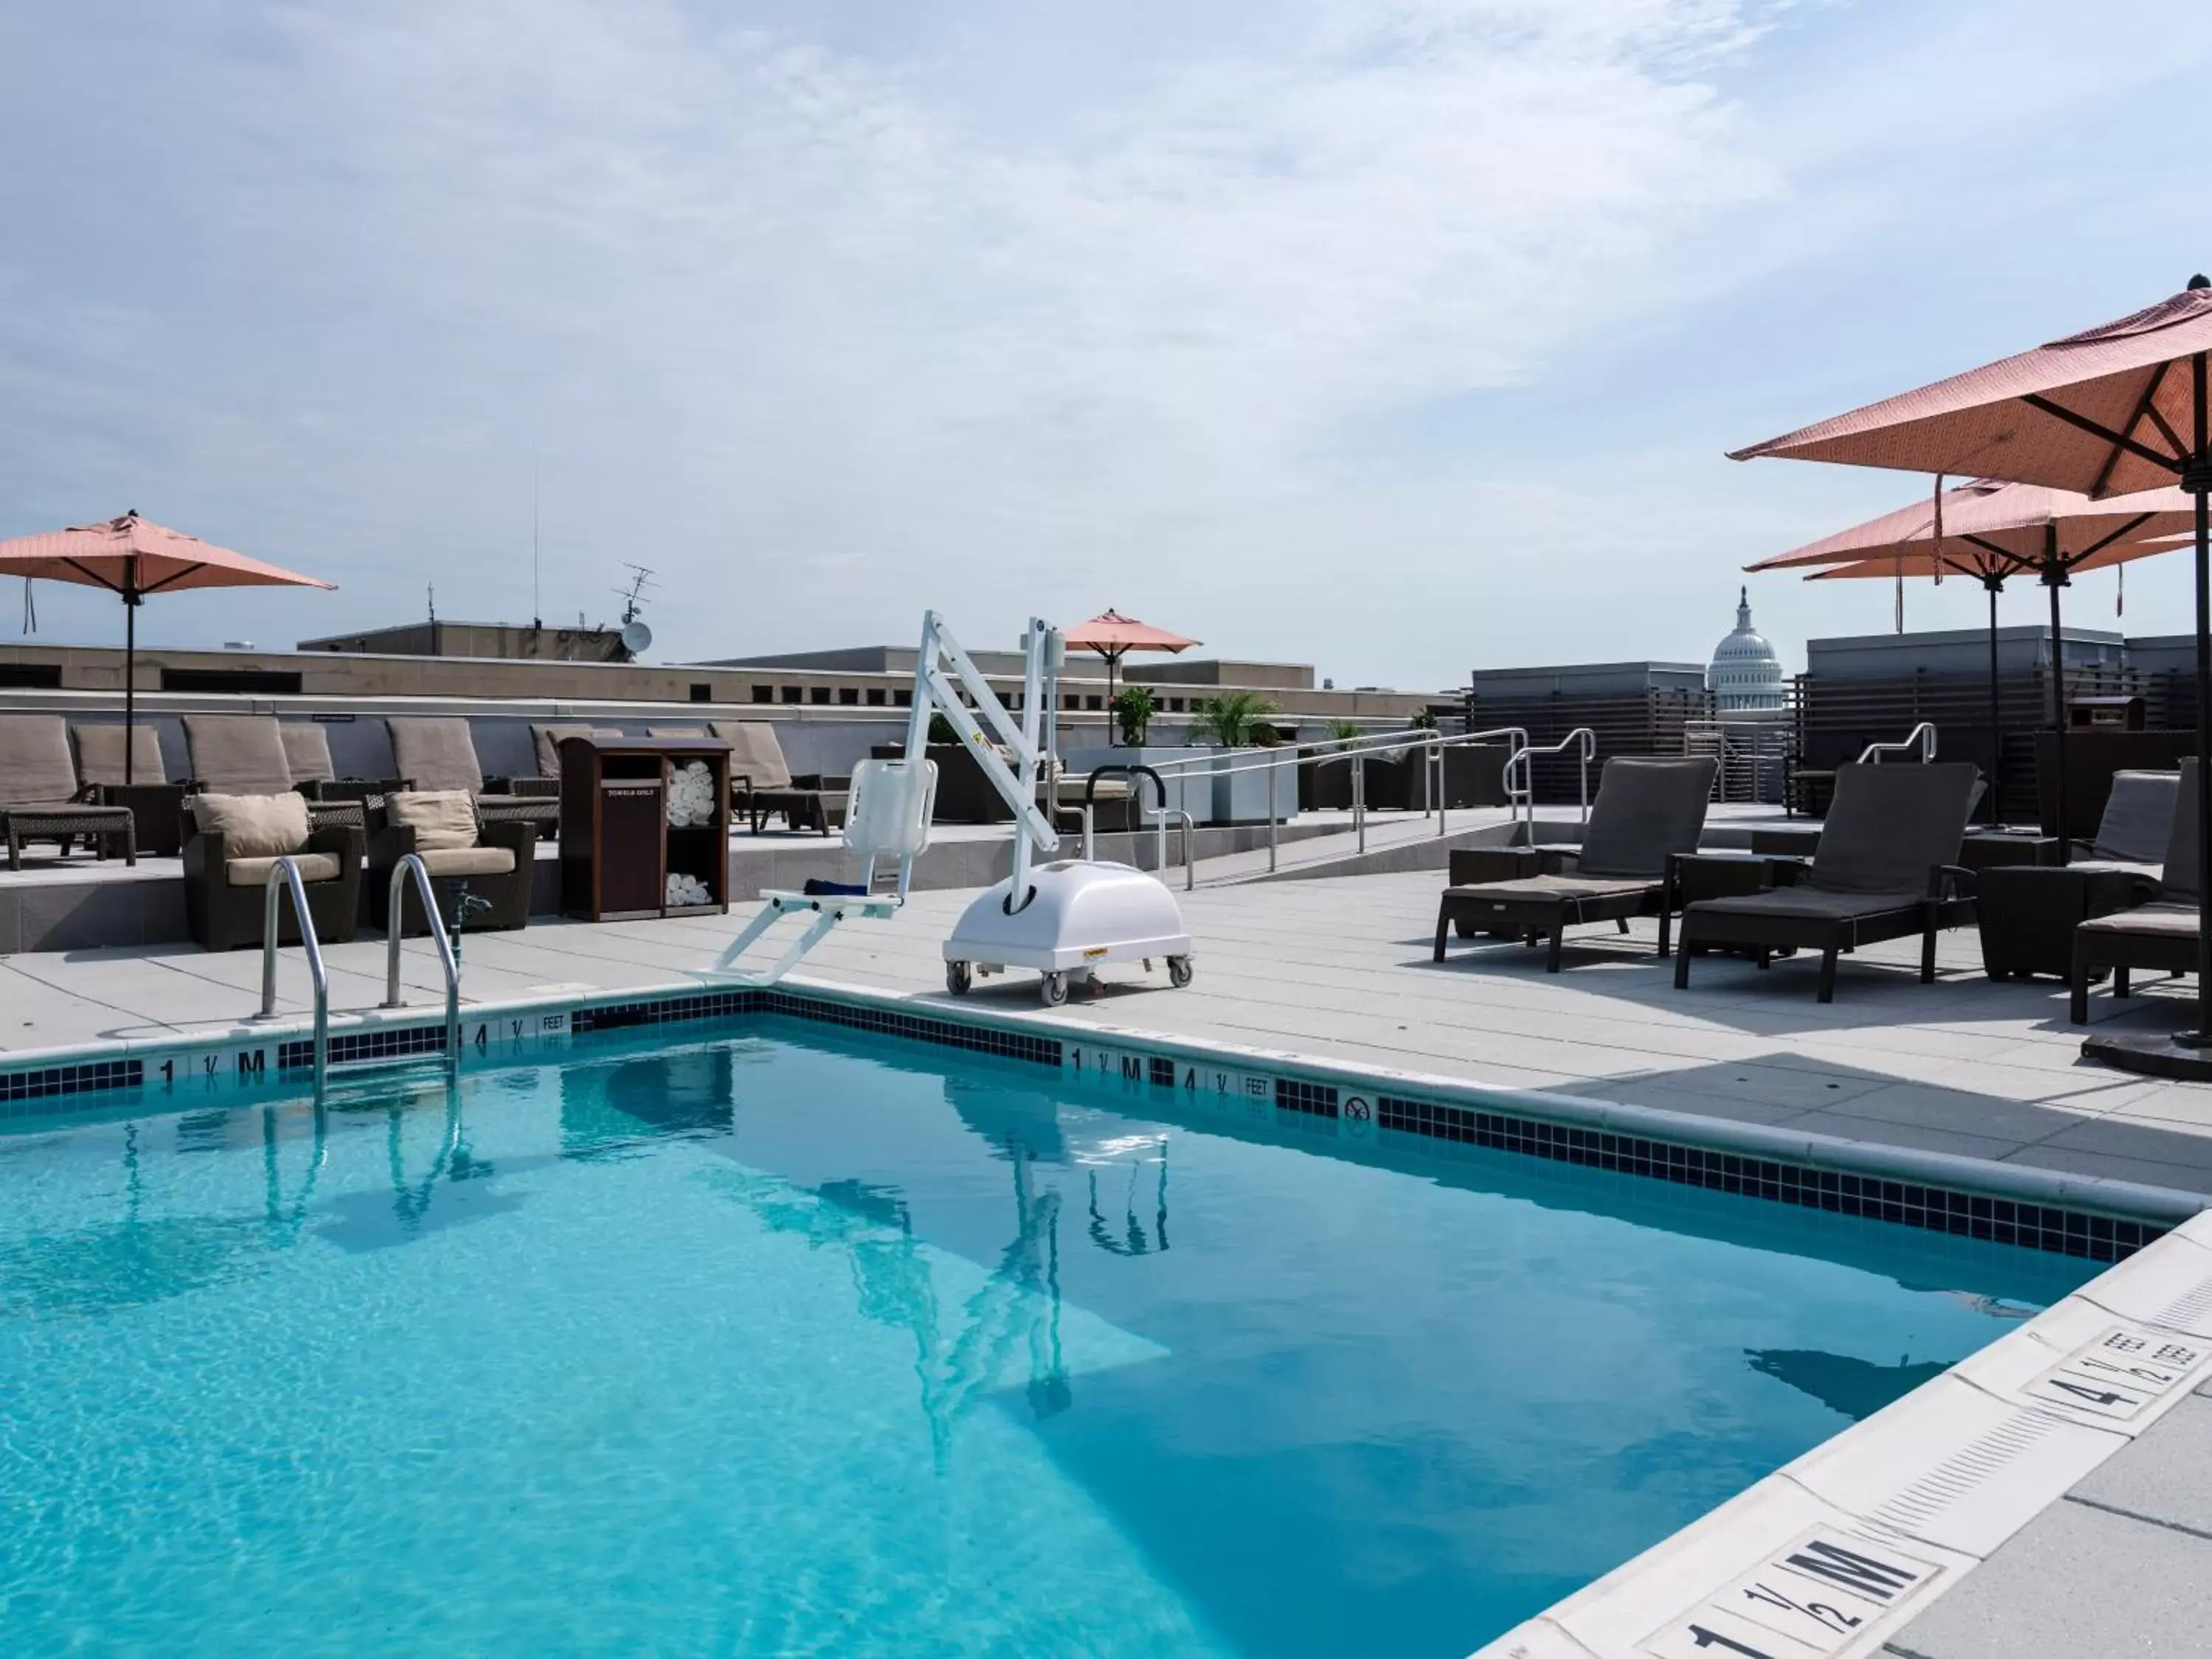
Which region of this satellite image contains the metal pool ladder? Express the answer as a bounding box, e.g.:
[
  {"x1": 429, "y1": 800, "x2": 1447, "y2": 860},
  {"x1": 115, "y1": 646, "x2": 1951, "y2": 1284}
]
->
[
  {"x1": 254, "y1": 857, "x2": 330, "y2": 1100},
  {"x1": 380, "y1": 854, "x2": 462, "y2": 1071}
]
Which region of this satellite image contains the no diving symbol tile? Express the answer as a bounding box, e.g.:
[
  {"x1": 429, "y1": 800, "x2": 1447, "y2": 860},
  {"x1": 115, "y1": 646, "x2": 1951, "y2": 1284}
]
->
[
  {"x1": 1343, "y1": 1094, "x2": 1373, "y2": 1141},
  {"x1": 1638, "y1": 1527, "x2": 1944, "y2": 1659},
  {"x1": 2023, "y1": 1324, "x2": 2211, "y2": 1424}
]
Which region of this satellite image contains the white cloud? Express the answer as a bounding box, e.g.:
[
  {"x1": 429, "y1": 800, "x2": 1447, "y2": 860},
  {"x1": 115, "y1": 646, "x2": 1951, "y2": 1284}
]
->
[{"x1": 0, "y1": 0, "x2": 2200, "y2": 683}]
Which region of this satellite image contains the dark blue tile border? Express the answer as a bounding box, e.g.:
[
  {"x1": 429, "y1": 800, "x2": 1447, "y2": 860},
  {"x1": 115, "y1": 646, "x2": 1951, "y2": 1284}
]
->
[
  {"x1": 1374, "y1": 1093, "x2": 2163, "y2": 1264},
  {"x1": 0, "y1": 1057, "x2": 142, "y2": 1113},
  {"x1": 0, "y1": 985, "x2": 2180, "y2": 1263}
]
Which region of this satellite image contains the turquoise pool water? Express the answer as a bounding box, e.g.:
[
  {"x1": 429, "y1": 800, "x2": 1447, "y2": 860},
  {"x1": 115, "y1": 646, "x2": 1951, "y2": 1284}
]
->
[{"x1": 0, "y1": 1022, "x2": 2093, "y2": 1657}]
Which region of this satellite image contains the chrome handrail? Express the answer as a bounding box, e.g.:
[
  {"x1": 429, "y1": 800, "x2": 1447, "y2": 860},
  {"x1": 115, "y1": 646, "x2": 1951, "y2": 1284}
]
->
[
  {"x1": 1859, "y1": 723, "x2": 1938, "y2": 764},
  {"x1": 254, "y1": 856, "x2": 328, "y2": 1102},
  {"x1": 380, "y1": 853, "x2": 462, "y2": 1071},
  {"x1": 1504, "y1": 727, "x2": 1597, "y2": 826},
  {"x1": 1168, "y1": 809, "x2": 1195, "y2": 890}
]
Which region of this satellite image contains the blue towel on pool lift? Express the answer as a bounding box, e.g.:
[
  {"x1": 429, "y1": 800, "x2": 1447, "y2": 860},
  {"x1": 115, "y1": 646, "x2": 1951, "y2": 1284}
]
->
[{"x1": 802, "y1": 879, "x2": 869, "y2": 897}]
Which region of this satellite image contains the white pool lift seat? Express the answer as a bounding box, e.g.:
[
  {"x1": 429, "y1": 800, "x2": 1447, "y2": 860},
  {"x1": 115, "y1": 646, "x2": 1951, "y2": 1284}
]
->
[{"x1": 706, "y1": 757, "x2": 937, "y2": 985}]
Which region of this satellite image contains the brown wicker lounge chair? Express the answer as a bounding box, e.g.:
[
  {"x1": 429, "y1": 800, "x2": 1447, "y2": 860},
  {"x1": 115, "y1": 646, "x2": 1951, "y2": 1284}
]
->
[
  {"x1": 366, "y1": 790, "x2": 535, "y2": 936},
  {"x1": 386, "y1": 717, "x2": 561, "y2": 836},
  {"x1": 1674, "y1": 761, "x2": 1980, "y2": 1002},
  {"x1": 2073, "y1": 761, "x2": 2201, "y2": 1024},
  {"x1": 72, "y1": 721, "x2": 181, "y2": 855},
  {"x1": 1433, "y1": 757, "x2": 1717, "y2": 973},
  {"x1": 1981, "y1": 769, "x2": 2175, "y2": 981},
  {"x1": 182, "y1": 714, "x2": 295, "y2": 795},
  {"x1": 709, "y1": 720, "x2": 846, "y2": 835},
  {"x1": 0, "y1": 714, "x2": 135, "y2": 869},
  {"x1": 277, "y1": 722, "x2": 338, "y2": 787},
  {"x1": 182, "y1": 791, "x2": 361, "y2": 950}
]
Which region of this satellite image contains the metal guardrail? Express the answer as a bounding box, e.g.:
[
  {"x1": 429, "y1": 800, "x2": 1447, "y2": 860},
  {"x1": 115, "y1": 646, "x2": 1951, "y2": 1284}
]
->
[
  {"x1": 1124, "y1": 725, "x2": 1542, "y2": 868},
  {"x1": 254, "y1": 857, "x2": 328, "y2": 1102},
  {"x1": 380, "y1": 853, "x2": 462, "y2": 1071},
  {"x1": 1859, "y1": 722, "x2": 1938, "y2": 764}
]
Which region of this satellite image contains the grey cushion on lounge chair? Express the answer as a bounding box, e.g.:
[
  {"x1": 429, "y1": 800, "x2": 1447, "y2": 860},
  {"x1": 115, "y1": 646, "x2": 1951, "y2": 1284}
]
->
[
  {"x1": 387, "y1": 718, "x2": 485, "y2": 794},
  {"x1": 2157, "y1": 759, "x2": 2200, "y2": 902},
  {"x1": 184, "y1": 715, "x2": 294, "y2": 795},
  {"x1": 71, "y1": 723, "x2": 168, "y2": 787},
  {"x1": 2084, "y1": 770, "x2": 2179, "y2": 869},
  {"x1": 1675, "y1": 761, "x2": 1980, "y2": 1001},
  {"x1": 0, "y1": 714, "x2": 80, "y2": 806},
  {"x1": 1443, "y1": 873, "x2": 1657, "y2": 905},
  {"x1": 1803, "y1": 761, "x2": 1980, "y2": 894},
  {"x1": 710, "y1": 721, "x2": 793, "y2": 791},
  {"x1": 1572, "y1": 757, "x2": 1719, "y2": 877},
  {"x1": 278, "y1": 723, "x2": 337, "y2": 785}
]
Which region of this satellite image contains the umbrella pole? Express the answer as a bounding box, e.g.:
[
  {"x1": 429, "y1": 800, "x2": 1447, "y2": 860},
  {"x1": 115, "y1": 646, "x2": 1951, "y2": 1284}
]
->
[
  {"x1": 123, "y1": 572, "x2": 138, "y2": 787},
  {"x1": 2191, "y1": 350, "x2": 2212, "y2": 1047},
  {"x1": 2042, "y1": 527, "x2": 2069, "y2": 864},
  {"x1": 1985, "y1": 578, "x2": 2003, "y2": 827}
]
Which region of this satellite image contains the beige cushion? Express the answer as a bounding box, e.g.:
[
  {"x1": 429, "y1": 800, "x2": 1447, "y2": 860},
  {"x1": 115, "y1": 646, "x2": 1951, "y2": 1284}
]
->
[
  {"x1": 2079, "y1": 901, "x2": 2199, "y2": 939},
  {"x1": 529, "y1": 723, "x2": 596, "y2": 779},
  {"x1": 386, "y1": 718, "x2": 484, "y2": 793},
  {"x1": 71, "y1": 723, "x2": 168, "y2": 787},
  {"x1": 709, "y1": 721, "x2": 792, "y2": 791},
  {"x1": 194, "y1": 791, "x2": 312, "y2": 858},
  {"x1": 184, "y1": 715, "x2": 293, "y2": 794},
  {"x1": 278, "y1": 723, "x2": 336, "y2": 785},
  {"x1": 0, "y1": 714, "x2": 79, "y2": 807},
  {"x1": 226, "y1": 851, "x2": 342, "y2": 888},
  {"x1": 415, "y1": 844, "x2": 515, "y2": 878},
  {"x1": 386, "y1": 790, "x2": 479, "y2": 851}
]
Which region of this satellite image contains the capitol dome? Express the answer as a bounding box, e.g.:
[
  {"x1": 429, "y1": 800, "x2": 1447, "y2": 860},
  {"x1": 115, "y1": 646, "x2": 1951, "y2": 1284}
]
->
[{"x1": 1708, "y1": 587, "x2": 1787, "y2": 712}]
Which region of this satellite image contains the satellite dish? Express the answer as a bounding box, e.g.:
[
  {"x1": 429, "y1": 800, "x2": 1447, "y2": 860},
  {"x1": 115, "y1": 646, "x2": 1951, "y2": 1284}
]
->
[{"x1": 619, "y1": 619, "x2": 653, "y2": 658}]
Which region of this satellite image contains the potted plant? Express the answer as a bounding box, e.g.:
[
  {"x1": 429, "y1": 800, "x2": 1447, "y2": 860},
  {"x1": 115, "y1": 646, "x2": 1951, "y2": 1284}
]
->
[
  {"x1": 1112, "y1": 685, "x2": 1155, "y2": 748},
  {"x1": 1192, "y1": 692, "x2": 1289, "y2": 824}
]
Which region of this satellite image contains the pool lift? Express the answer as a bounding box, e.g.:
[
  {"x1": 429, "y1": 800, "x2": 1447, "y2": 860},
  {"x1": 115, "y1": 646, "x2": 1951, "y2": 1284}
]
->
[{"x1": 709, "y1": 610, "x2": 1193, "y2": 1006}]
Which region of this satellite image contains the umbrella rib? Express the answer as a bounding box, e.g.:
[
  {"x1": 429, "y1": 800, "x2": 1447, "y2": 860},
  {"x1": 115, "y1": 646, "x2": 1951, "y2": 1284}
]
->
[
  {"x1": 2070, "y1": 514, "x2": 2153, "y2": 567},
  {"x1": 2021, "y1": 394, "x2": 2183, "y2": 474},
  {"x1": 2090, "y1": 362, "x2": 2174, "y2": 496},
  {"x1": 137, "y1": 567, "x2": 200, "y2": 597},
  {"x1": 59, "y1": 558, "x2": 126, "y2": 597},
  {"x1": 1958, "y1": 532, "x2": 2030, "y2": 573}
]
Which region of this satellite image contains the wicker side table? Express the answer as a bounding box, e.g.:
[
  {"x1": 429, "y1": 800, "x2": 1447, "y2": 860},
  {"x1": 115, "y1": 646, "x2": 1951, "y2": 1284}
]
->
[
  {"x1": 1976, "y1": 863, "x2": 2149, "y2": 981},
  {"x1": 1, "y1": 804, "x2": 137, "y2": 871}
]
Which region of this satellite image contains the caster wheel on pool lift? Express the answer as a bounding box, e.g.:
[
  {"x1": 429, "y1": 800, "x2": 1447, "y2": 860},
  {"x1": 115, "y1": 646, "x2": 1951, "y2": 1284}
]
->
[
  {"x1": 1168, "y1": 956, "x2": 1194, "y2": 989},
  {"x1": 945, "y1": 961, "x2": 973, "y2": 996},
  {"x1": 1040, "y1": 971, "x2": 1070, "y2": 1008}
]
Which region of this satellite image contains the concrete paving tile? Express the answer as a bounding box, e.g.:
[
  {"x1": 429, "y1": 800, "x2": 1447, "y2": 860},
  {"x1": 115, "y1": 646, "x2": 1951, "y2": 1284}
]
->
[
  {"x1": 1886, "y1": 1497, "x2": 2212, "y2": 1658},
  {"x1": 2028, "y1": 1116, "x2": 2212, "y2": 1173},
  {"x1": 2067, "y1": 1394, "x2": 2212, "y2": 1537}
]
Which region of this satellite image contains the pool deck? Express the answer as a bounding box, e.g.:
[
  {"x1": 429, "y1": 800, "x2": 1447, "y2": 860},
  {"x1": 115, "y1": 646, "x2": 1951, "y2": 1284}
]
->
[
  {"x1": 9, "y1": 866, "x2": 2212, "y2": 1659},
  {"x1": 12, "y1": 866, "x2": 2212, "y2": 1200}
]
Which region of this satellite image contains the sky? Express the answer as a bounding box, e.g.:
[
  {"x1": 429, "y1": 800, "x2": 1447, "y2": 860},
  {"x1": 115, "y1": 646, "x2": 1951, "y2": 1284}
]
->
[{"x1": 1, "y1": 0, "x2": 2207, "y2": 690}]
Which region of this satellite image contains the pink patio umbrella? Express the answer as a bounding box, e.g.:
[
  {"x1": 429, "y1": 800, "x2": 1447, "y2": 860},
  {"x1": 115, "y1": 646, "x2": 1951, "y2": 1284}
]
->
[
  {"x1": 1746, "y1": 478, "x2": 2197, "y2": 832},
  {"x1": 1732, "y1": 274, "x2": 2212, "y2": 1075},
  {"x1": 0, "y1": 511, "x2": 336, "y2": 782},
  {"x1": 1060, "y1": 609, "x2": 1200, "y2": 745}
]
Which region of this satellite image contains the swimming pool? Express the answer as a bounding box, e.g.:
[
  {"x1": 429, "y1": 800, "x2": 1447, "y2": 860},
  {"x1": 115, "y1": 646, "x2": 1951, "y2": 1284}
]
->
[{"x1": 0, "y1": 1019, "x2": 2096, "y2": 1657}]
